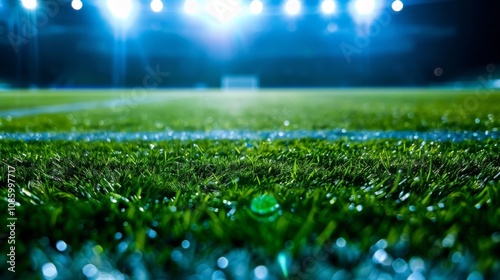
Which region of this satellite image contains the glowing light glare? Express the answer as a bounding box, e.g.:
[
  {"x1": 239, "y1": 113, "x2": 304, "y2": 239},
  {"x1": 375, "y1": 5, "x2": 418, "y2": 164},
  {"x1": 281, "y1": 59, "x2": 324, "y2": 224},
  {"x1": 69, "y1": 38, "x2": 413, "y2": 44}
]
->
[
  {"x1": 205, "y1": 0, "x2": 242, "y2": 23},
  {"x1": 284, "y1": 0, "x2": 301, "y2": 16},
  {"x1": 107, "y1": 0, "x2": 133, "y2": 19},
  {"x1": 71, "y1": 0, "x2": 83, "y2": 11},
  {"x1": 250, "y1": 0, "x2": 263, "y2": 15},
  {"x1": 42, "y1": 263, "x2": 58, "y2": 279},
  {"x1": 392, "y1": 0, "x2": 403, "y2": 12},
  {"x1": 321, "y1": 0, "x2": 336, "y2": 15},
  {"x1": 184, "y1": 0, "x2": 201, "y2": 15},
  {"x1": 21, "y1": 0, "x2": 37, "y2": 10},
  {"x1": 150, "y1": 0, "x2": 163, "y2": 12},
  {"x1": 354, "y1": 0, "x2": 376, "y2": 15}
]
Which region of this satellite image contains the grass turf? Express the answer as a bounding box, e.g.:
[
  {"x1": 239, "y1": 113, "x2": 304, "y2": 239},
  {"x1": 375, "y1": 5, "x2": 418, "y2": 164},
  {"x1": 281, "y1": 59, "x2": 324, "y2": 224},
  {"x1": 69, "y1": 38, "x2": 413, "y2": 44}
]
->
[
  {"x1": 0, "y1": 89, "x2": 500, "y2": 278},
  {"x1": 0, "y1": 90, "x2": 121, "y2": 110},
  {"x1": 1, "y1": 89, "x2": 499, "y2": 132}
]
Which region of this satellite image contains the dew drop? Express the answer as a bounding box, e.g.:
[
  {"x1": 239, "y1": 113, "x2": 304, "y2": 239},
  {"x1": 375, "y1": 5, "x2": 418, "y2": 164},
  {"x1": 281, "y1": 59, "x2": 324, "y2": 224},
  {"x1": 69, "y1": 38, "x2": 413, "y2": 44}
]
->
[
  {"x1": 42, "y1": 263, "x2": 57, "y2": 279},
  {"x1": 254, "y1": 265, "x2": 268, "y2": 279},
  {"x1": 250, "y1": 194, "x2": 280, "y2": 221},
  {"x1": 56, "y1": 240, "x2": 67, "y2": 252},
  {"x1": 82, "y1": 264, "x2": 98, "y2": 278},
  {"x1": 336, "y1": 237, "x2": 346, "y2": 248},
  {"x1": 181, "y1": 240, "x2": 190, "y2": 249},
  {"x1": 217, "y1": 257, "x2": 229, "y2": 269}
]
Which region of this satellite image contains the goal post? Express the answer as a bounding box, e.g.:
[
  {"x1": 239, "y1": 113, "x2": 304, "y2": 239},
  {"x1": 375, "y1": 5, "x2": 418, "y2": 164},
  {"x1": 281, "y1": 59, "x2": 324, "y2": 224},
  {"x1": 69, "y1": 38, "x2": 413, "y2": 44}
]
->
[{"x1": 221, "y1": 75, "x2": 260, "y2": 91}]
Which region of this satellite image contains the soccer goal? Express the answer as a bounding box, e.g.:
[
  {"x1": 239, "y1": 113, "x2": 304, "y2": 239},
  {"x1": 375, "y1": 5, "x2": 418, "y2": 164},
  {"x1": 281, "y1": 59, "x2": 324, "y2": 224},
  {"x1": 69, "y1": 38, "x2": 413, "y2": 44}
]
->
[{"x1": 221, "y1": 75, "x2": 260, "y2": 91}]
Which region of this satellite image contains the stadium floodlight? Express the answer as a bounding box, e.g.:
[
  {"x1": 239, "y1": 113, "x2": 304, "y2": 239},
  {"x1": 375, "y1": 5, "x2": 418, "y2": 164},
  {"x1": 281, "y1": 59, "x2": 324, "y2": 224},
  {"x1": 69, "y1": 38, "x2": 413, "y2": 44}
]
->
[
  {"x1": 151, "y1": 0, "x2": 163, "y2": 13},
  {"x1": 354, "y1": 0, "x2": 376, "y2": 15},
  {"x1": 249, "y1": 0, "x2": 263, "y2": 15},
  {"x1": 284, "y1": 0, "x2": 301, "y2": 16},
  {"x1": 184, "y1": 0, "x2": 201, "y2": 15},
  {"x1": 349, "y1": 0, "x2": 381, "y2": 23},
  {"x1": 321, "y1": 0, "x2": 336, "y2": 15},
  {"x1": 391, "y1": 0, "x2": 403, "y2": 12},
  {"x1": 107, "y1": 0, "x2": 133, "y2": 19},
  {"x1": 71, "y1": 0, "x2": 83, "y2": 11},
  {"x1": 206, "y1": 0, "x2": 242, "y2": 23},
  {"x1": 21, "y1": 0, "x2": 37, "y2": 10}
]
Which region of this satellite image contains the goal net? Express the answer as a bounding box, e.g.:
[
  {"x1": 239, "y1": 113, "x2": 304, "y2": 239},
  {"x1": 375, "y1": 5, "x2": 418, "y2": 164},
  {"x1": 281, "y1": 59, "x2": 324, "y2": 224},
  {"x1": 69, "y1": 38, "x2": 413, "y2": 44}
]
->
[{"x1": 221, "y1": 75, "x2": 259, "y2": 91}]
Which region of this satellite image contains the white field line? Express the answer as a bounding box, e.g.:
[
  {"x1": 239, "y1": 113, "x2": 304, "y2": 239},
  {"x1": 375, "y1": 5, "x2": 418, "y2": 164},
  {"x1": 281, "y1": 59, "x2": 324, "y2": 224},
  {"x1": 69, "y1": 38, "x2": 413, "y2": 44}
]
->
[
  {"x1": 0, "y1": 130, "x2": 497, "y2": 142},
  {"x1": 0, "y1": 93, "x2": 193, "y2": 118}
]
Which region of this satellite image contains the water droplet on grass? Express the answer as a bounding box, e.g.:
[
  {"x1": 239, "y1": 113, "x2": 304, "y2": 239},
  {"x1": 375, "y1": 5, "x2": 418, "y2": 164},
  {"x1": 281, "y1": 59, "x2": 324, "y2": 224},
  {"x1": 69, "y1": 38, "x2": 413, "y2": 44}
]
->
[
  {"x1": 82, "y1": 264, "x2": 98, "y2": 278},
  {"x1": 227, "y1": 208, "x2": 236, "y2": 217},
  {"x1": 372, "y1": 249, "x2": 390, "y2": 265},
  {"x1": 117, "y1": 241, "x2": 128, "y2": 253},
  {"x1": 181, "y1": 240, "x2": 190, "y2": 249},
  {"x1": 147, "y1": 228, "x2": 157, "y2": 239},
  {"x1": 399, "y1": 192, "x2": 410, "y2": 201},
  {"x1": 250, "y1": 194, "x2": 280, "y2": 221},
  {"x1": 217, "y1": 257, "x2": 229, "y2": 269},
  {"x1": 254, "y1": 265, "x2": 268, "y2": 279},
  {"x1": 336, "y1": 237, "x2": 346, "y2": 248},
  {"x1": 409, "y1": 257, "x2": 425, "y2": 272},
  {"x1": 56, "y1": 240, "x2": 67, "y2": 252},
  {"x1": 42, "y1": 262, "x2": 57, "y2": 279},
  {"x1": 392, "y1": 258, "x2": 408, "y2": 273}
]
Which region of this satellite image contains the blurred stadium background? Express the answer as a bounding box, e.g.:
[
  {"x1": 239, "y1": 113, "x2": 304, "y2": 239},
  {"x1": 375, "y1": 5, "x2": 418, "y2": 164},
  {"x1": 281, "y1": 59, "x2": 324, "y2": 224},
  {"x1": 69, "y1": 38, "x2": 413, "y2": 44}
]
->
[{"x1": 0, "y1": 0, "x2": 499, "y2": 89}]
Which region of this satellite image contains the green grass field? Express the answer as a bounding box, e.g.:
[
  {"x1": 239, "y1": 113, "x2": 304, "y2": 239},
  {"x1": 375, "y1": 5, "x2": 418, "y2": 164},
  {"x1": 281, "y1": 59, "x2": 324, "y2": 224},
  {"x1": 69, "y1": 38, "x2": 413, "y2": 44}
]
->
[
  {"x1": 0, "y1": 90, "x2": 120, "y2": 110},
  {"x1": 1, "y1": 89, "x2": 499, "y2": 279},
  {"x1": 2, "y1": 89, "x2": 500, "y2": 132}
]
